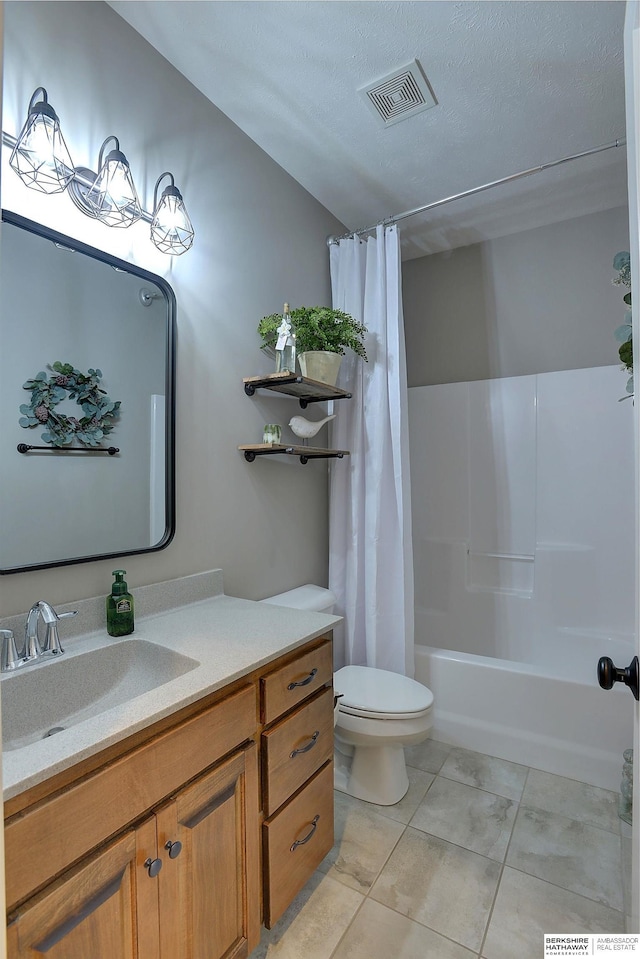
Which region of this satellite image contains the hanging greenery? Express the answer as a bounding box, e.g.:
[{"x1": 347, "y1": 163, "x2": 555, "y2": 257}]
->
[
  {"x1": 612, "y1": 251, "x2": 633, "y2": 399},
  {"x1": 19, "y1": 362, "x2": 121, "y2": 447}
]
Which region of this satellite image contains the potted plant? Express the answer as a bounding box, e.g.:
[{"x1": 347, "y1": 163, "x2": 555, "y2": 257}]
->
[
  {"x1": 612, "y1": 251, "x2": 633, "y2": 398},
  {"x1": 258, "y1": 305, "x2": 367, "y2": 385}
]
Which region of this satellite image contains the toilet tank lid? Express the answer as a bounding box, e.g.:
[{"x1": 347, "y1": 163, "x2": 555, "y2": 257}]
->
[
  {"x1": 334, "y1": 665, "x2": 433, "y2": 714},
  {"x1": 261, "y1": 584, "x2": 337, "y2": 612}
]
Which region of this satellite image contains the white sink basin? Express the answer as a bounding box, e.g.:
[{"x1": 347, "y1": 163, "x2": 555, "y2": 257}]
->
[{"x1": 1, "y1": 639, "x2": 200, "y2": 751}]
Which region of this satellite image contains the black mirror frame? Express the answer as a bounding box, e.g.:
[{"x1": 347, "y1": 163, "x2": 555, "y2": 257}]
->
[{"x1": 0, "y1": 209, "x2": 176, "y2": 574}]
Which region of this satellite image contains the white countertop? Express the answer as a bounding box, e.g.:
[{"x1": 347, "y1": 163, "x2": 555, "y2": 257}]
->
[{"x1": 2, "y1": 591, "x2": 340, "y2": 801}]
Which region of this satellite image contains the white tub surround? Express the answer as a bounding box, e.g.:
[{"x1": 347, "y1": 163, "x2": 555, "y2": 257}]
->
[
  {"x1": 409, "y1": 366, "x2": 634, "y2": 791},
  {"x1": 0, "y1": 570, "x2": 341, "y2": 800},
  {"x1": 409, "y1": 366, "x2": 634, "y2": 660}
]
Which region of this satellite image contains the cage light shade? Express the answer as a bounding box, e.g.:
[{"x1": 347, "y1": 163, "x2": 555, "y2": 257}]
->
[
  {"x1": 151, "y1": 173, "x2": 194, "y2": 254},
  {"x1": 10, "y1": 88, "x2": 74, "y2": 194},
  {"x1": 84, "y1": 137, "x2": 142, "y2": 228}
]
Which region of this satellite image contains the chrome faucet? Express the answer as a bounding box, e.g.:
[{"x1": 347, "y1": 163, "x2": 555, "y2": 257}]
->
[
  {"x1": 25, "y1": 601, "x2": 77, "y2": 659},
  {"x1": 0, "y1": 602, "x2": 78, "y2": 672}
]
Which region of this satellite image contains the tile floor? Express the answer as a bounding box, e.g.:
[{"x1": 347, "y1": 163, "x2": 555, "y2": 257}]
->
[{"x1": 250, "y1": 740, "x2": 628, "y2": 959}]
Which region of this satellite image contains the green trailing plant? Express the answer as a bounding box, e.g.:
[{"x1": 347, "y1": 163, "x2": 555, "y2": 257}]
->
[
  {"x1": 612, "y1": 251, "x2": 633, "y2": 398},
  {"x1": 258, "y1": 306, "x2": 368, "y2": 361}
]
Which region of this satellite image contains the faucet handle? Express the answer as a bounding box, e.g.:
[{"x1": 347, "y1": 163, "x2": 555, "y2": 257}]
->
[
  {"x1": 42, "y1": 608, "x2": 77, "y2": 655},
  {"x1": 1, "y1": 629, "x2": 24, "y2": 671}
]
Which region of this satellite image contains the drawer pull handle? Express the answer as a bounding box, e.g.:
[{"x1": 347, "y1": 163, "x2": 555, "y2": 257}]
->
[
  {"x1": 288, "y1": 668, "x2": 318, "y2": 690},
  {"x1": 144, "y1": 857, "x2": 163, "y2": 878},
  {"x1": 290, "y1": 730, "x2": 320, "y2": 758},
  {"x1": 290, "y1": 814, "x2": 320, "y2": 852},
  {"x1": 165, "y1": 839, "x2": 183, "y2": 859}
]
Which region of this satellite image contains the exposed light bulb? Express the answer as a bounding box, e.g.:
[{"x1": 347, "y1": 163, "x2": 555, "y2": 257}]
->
[
  {"x1": 151, "y1": 173, "x2": 194, "y2": 255},
  {"x1": 84, "y1": 137, "x2": 141, "y2": 228},
  {"x1": 10, "y1": 87, "x2": 74, "y2": 194}
]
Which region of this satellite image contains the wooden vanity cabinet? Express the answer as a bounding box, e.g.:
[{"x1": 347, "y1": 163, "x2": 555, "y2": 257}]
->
[
  {"x1": 4, "y1": 634, "x2": 334, "y2": 959},
  {"x1": 7, "y1": 742, "x2": 258, "y2": 959}
]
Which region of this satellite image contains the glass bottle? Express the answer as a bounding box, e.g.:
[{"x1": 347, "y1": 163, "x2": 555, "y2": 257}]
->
[{"x1": 275, "y1": 303, "x2": 296, "y2": 373}]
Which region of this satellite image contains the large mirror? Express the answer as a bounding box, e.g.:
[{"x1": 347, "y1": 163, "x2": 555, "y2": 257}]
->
[{"x1": 0, "y1": 211, "x2": 176, "y2": 573}]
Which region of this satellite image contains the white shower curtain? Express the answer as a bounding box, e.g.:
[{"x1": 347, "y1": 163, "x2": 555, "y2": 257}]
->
[{"x1": 328, "y1": 224, "x2": 414, "y2": 677}]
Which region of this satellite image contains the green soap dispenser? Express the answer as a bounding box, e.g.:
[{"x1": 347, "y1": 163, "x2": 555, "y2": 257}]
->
[{"x1": 107, "y1": 569, "x2": 135, "y2": 637}]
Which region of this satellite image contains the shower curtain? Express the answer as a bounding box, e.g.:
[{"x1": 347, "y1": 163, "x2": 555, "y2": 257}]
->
[{"x1": 328, "y1": 224, "x2": 414, "y2": 677}]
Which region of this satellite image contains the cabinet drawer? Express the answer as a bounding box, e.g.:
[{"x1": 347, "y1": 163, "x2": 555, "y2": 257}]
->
[
  {"x1": 5, "y1": 684, "x2": 256, "y2": 911},
  {"x1": 262, "y1": 761, "x2": 334, "y2": 927},
  {"x1": 262, "y1": 686, "x2": 334, "y2": 817},
  {"x1": 261, "y1": 640, "x2": 332, "y2": 725}
]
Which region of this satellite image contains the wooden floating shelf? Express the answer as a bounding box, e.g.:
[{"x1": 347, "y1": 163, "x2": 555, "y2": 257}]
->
[
  {"x1": 243, "y1": 372, "x2": 352, "y2": 408},
  {"x1": 238, "y1": 443, "x2": 350, "y2": 465}
]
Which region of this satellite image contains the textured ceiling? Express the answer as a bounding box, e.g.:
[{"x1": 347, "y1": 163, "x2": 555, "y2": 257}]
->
[{"x1": 108, "y1": 0, "x2": 628, "y2": 259}]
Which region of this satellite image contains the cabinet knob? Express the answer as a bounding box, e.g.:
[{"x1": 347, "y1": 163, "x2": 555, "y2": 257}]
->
[
  {"x1": 165, "y1": 839, "x2": 183, "y2": 859},
  {"x1": 287, "y1": 668, "x2": 318, "y2": 690},
  {"x1": 144, "y1": 857, "x2": 163, "y2": 878}
]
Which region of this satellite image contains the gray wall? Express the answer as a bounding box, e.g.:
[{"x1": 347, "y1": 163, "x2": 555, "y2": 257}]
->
[
  {"x1": 0, "y1": 1, "x2": 345, "y2": 616},
  {"x1": 403, "y1": 206, "x2": 630, "y2": 387}
]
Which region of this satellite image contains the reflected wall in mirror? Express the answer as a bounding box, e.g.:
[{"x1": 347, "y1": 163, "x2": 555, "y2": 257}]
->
[{"x1": 0, "y1": 211, "x2": 176, "y2": 573}]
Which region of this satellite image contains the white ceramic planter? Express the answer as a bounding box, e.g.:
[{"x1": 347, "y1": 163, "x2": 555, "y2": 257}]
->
[{"x1": 298, "y1": 351, "x2": 342, "y2": 386}]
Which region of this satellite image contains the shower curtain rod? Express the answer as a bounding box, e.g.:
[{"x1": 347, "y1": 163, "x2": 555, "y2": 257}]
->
[{"x1": 326, "y1": 137, "x2": 627, "y2": 245}]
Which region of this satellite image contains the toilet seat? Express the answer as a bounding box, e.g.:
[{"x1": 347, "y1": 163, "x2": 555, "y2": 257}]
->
[{"x1": 335, "y1": 665, "x2": 433, "y2": 721}]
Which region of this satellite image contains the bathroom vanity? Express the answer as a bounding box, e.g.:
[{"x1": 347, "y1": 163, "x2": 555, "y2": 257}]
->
[{"x1": 1, "y1": 576, "x2": 337, "y2": 959}]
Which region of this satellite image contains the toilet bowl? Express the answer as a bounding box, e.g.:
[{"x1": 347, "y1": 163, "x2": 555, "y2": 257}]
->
[
  {"x1": 260, "y1": 584, "x2": 434, "y2": 806},
  {"x1": 333, "y1": 665, "x2": 433, "y2": 805}
]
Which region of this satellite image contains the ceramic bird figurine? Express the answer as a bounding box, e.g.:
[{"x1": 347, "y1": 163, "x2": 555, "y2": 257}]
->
[{"x1": 288, "y1": 413, "x2": 336, "y2": 439}]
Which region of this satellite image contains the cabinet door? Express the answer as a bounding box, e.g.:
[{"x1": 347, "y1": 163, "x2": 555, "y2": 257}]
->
[
  {"x1": 7, "y1": 819, "x2": 159, "y2": 959},
  {"x1": 156, "y1": 743, "x2": 260, "y2": 959}
]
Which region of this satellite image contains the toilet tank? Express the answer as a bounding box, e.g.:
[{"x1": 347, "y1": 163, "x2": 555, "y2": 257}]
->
[{"x1": 260, "y1": 584, "x2": 336, "y2": 614}]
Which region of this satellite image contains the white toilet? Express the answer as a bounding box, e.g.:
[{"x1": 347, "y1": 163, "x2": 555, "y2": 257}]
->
[
  {"x1": 261, "y1": 584, "x2": 434, "y2": 807},
  {"x1": 333, "y1": 664, "x2": 433, "y2": 805}
]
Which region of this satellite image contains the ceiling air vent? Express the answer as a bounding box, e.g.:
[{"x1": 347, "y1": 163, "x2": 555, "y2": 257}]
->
[{"x1": 360, "y1": 59, "x2": 437, "y2": 127}]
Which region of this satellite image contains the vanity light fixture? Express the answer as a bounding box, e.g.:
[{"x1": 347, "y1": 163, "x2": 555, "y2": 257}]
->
[
  {"x1": 9, "y1": 87, "x2": 75, "y2": 194},
  {"x1": 68, "y1": 136, "x2": 142, "y2": 228},
  {"x1": 150, "y1": 172, "x2": 195, "y2": 255},
  {"x1": 3, "y1": 87, "x2": 194, "y2": 253}
]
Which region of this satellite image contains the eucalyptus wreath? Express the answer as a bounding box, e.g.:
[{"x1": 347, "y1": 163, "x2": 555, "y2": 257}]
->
[{"x1": 19, "y1": 362, "x2": 121, "y2": 447}]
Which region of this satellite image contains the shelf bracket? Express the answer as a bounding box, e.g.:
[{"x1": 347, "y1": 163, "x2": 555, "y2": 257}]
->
[
  {"x1": 299, "y1": 452, "x2": 344, "y2": 464},
  {"x1": 298, "y1": 393, "x2": 351, "y2": 409},
  {"x1": 239, "y1": 445, "x2": 348, "y2": 464},
  {"x1": 243, "y1": 447, "x2": 296, "y2": 462}
]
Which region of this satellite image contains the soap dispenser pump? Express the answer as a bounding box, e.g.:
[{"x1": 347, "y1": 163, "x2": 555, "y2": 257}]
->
[{"x1": 107, "y1": 569, "x2": 135, "y2": 637}]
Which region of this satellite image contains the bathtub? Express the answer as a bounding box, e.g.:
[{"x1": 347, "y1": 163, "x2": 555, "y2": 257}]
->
[{"x1": 414, "y1": 640, "x2": 635, "y2": 792}]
